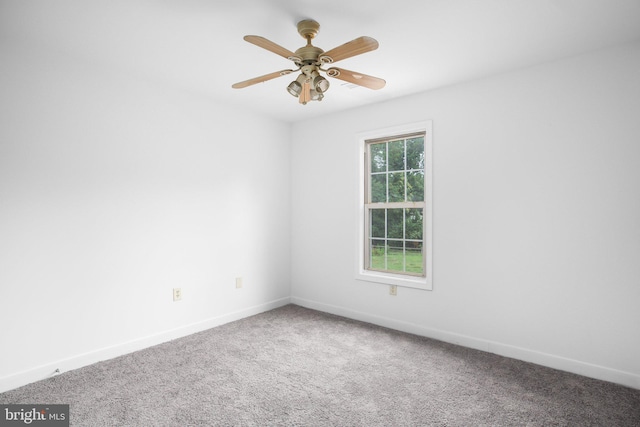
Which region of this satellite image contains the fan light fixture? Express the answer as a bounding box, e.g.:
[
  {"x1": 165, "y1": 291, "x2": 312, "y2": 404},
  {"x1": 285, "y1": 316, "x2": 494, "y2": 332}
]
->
[
  {"x1": 232, "y1": 20, "x2": 386, "y2": 105},
  {"x1": 286, "y1": 74, "x2": 307, "y2": 97},
  {"x1": 311, "y1": 70, "x2": 329, "y2": 93},
  {"x1": 286, "y1": 67, "x2": 329, "y2": 104}
]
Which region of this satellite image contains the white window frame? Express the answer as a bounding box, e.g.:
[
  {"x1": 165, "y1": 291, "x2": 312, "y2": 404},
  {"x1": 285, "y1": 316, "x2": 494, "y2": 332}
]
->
[{"x1": 356, "y1": 121, "x2": 433, "y2": 290}]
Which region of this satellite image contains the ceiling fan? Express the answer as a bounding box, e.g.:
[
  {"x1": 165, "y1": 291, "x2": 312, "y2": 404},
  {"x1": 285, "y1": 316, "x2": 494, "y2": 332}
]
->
[{"x1": 232, "y1": 19, "x2": 386, "y2": 104}]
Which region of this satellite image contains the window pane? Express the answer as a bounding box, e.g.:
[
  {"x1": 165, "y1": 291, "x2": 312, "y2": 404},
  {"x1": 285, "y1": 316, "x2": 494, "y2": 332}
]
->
[
  {"x1": 388, "y1": 172, "x2": 405, "y2": 202},
  {"x1": 386, "y1": 240, "x2": 404, "y2": 273},
  {"x1": 388, "y1": 140, "x2": 404, "y2": 171},
  {"x1": 370, "y1": 174, "x2": 387, "y2": 203},
  {"x1": 405, "y1": 242, "x2": 423, "y2": 274},
  {"x1": 406, "y1": 137, "x2": 424, "y2": 170},
  {"x1": 387, "y1": 209, "x2": 403, "y2": 239},
  {"x1": 406, "y1": 170, "x2": 424, "y2": 202},
  {"x1": 370, "y1": 209, "x2": 385, "y2": 238},
  {"x1": 370, "y1": 239, "x2": 386, "y2": 270},
  {"x1": 405, "y1": 208, "x2": 423, "y2": 240},
  {"x1": 370, "y1": 143, "x2": 387, "y2": 173}
]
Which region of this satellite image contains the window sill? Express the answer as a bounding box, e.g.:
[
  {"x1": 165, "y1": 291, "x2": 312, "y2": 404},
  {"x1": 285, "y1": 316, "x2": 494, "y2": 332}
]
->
[{"x1": 355, "y1": 270, "x2": 432, "y2": 291}]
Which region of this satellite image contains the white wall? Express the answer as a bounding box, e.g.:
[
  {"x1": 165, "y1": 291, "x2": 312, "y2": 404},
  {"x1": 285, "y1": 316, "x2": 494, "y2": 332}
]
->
[
  {"x1": 0, "y1": 41, "x2": 291, "y2": 392},
  {"x1": 291, "y1": 41, "x2": 640, "y2": 389}
]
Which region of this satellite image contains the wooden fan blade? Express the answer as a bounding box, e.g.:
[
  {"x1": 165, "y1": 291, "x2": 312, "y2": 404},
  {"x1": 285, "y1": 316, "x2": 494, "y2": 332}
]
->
[
  {"x1": 244, "y1": 35, "x2": 297, "y2": 60},
  {"x1": 319, "y1": 36, "x2": 378, "y2": 63},
  {"x1": 326, "y1": 67, "x2": 386, "y2": 90},
  {"x1": 299, "y1": 82, "x2": 311, "y2": 104},
  {"x1": 232, "y1": 70, "x2": 294, "y2": 89}
]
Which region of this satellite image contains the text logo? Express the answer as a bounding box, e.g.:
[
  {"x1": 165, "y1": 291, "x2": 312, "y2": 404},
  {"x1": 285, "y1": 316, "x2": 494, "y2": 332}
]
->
[{"x1": 0, "y1": 405, "x2": 69, "y2": 427}]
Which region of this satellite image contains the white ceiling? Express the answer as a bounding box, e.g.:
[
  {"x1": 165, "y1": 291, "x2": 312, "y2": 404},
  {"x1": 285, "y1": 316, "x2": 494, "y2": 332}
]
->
[{"x1": 2, "y1": 0, "x2": 640, "y2": 123}]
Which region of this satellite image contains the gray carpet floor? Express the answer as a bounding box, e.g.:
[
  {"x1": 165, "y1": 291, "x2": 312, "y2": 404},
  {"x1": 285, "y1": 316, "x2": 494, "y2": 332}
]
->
[{"x1": 1, "y1": 304, "x2": 639, "y2": 426}]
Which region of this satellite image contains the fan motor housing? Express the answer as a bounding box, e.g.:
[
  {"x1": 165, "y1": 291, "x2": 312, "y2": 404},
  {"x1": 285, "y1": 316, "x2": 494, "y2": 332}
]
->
[{"x1": 294, "y1": 45, "x2": 324, "y2": 63}]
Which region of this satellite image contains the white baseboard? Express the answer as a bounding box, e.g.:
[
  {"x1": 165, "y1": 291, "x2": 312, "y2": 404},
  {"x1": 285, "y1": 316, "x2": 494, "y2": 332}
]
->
[
  {"x1": 0, "y1": 297, "x2": 291, "y2": 394},
  {"x1": 291, "y1": 296, "x2": 640, "y2": 390}
]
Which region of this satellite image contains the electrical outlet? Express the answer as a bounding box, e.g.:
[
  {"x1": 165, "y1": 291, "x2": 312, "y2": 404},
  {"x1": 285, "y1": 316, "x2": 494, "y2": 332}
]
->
[
  {"x1": 389, "y1": 285, "x2": 397, "y2": 296},
  {"x1": 173, "y1": 288, "x2": 182, "y2": 301},
  {"x1": 235, "y1": 277, "x2": 243, "y2": 289}
]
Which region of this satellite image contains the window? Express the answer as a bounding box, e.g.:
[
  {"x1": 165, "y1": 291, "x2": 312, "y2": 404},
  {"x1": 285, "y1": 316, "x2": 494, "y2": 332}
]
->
[
  {"x1": 357, "y1": 121, "x2": 432, "y2": 290},
  {"x1": 366, "y1": 134, "x2": 425, "y2": 275}
]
